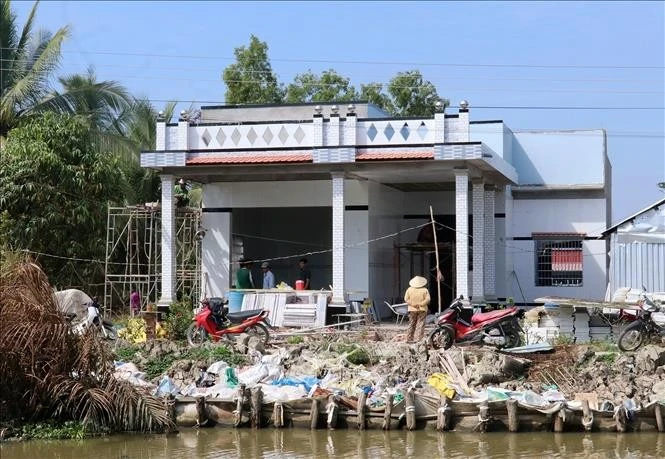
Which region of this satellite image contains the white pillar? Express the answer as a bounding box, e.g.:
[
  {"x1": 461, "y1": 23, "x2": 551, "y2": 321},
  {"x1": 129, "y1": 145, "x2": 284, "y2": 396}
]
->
[
  {"x1": 484, "y1": 186, "x2": 496, "y2": 298},
  {"x1": 472, "y1": 180, "x2": 485, "y2": 302},
  {"x1": 331, "y1": 172, "x2": 345, "y2": 304},
  {"x1": 455, "y1": 169, "x2": 469, "y2": 299},
  {"x1": 158, "y1": 174, "x2": 176, "y2": 310},
  {"x1": 329, "y1": 112, "x2": 340, "y2": 146}
]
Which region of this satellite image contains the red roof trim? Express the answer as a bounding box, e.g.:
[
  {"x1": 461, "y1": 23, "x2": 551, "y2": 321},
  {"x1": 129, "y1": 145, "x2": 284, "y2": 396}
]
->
[
  {"x1": 187, "y1": 154, "x2": 313, "y2": 165},
  {"x1": 356, "y1": 150, "x2": 434, "y2": 161}
]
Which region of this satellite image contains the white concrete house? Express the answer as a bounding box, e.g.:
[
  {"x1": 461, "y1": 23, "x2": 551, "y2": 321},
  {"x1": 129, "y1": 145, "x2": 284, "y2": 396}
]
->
[
  {"x1": 141, "y1": 101, "x2": 611, "y2": 316},
  {"x1": 601, "y1": 197, "x2": 665, "y2": 295}
]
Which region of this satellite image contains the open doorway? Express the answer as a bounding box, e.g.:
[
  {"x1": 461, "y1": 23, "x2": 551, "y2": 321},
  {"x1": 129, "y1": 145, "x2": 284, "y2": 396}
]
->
[{"x1": 231, "y1": 207, "x2": 332, "y2": 289}]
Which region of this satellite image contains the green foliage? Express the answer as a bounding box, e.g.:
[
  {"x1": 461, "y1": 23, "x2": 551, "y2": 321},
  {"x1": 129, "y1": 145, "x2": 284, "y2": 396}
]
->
[
  {"x1": 387, "y1": 71, "x2": 447, "y2": 117},
  {"x1": 335, "y1": 342, "x2": 371, "y2": 365},
  {"x1": 553, "y1": 334, "x2": 575, "y2": 346},
  {"x1": 595, "y1": 352, "x2": 617, "y2": 364},
  {"x1": 115, "y1": 343, "x2": 141, "y2": 362},
  {"x1": 0, "y1": 0, "x2": 70, "y2": 138},
  {"x1": 20, "y1": 420, "x2": 90, "y2": 440},
  {"x1": 285, "y1": 69, "x2": 358, "y2": 103},
  {"x1": 184, "y1": 345, "x2": 246, "y2": 367},
  {"x1": 143, "y1": 354, "x2": 179, "y2": 380},
  {"x1": 286, "y1": 335, "x2": 304, "y2": 345},
  {"x1": 223, "y1": 35, "x2": 284, "y2": 104},
  {"x1": 165, "y1": 300, "x2": 194, "y2": 340},
  {"x1": 590, "y1": 340, "x2": 618, "y2": 352},
  {"x1": 0, "y1": 112, "x2": 125, "y2": 287}
]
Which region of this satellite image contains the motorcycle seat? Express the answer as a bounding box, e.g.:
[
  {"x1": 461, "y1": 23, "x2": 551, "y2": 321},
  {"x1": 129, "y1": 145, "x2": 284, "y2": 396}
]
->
[
  {"x1": 472, "y1": 309, "x2": 514, "y2": 324},
  {"x1": 226, "y1": 309, "x2": 263, "y2": 323}
]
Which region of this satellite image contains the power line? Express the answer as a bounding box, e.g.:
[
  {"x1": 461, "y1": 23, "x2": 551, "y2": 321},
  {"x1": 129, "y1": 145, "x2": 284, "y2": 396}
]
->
[{"x1": 3, "y1": 58, "x2": 664, "y2": 84}]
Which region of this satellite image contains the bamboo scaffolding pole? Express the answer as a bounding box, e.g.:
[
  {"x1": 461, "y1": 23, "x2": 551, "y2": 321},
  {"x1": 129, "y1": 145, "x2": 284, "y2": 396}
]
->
[{"x1": 430, "y1": 206, "x2": 443, "y2": 314}]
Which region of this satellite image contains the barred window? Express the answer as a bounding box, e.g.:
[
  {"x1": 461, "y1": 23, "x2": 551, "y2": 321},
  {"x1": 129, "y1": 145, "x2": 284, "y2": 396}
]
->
[{"x1": 535, "y1": 239, "x2": 583, "y2": 287}]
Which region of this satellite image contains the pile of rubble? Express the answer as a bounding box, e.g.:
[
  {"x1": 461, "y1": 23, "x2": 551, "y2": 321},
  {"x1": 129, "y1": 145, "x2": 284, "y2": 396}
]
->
[{"x1": 112, "y1": 330, "x2": 665, "y2": 410}]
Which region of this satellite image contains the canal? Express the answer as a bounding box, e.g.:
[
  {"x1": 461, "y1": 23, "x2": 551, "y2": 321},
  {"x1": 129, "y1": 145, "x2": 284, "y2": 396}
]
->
[{"x1": 2, "y1": 429, "x2": 664, "y2": 458}]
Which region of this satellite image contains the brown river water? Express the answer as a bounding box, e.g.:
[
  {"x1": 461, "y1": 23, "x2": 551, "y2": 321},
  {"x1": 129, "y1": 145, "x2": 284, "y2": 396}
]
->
[{"x1": 2, "y1": 429, "x2": 664, "y2": 458}]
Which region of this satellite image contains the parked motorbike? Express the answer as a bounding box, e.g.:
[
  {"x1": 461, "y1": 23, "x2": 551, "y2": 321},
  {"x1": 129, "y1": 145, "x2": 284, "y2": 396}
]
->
[
  {"x1": 428, "y1": 296, "x2": 524, "y2": 350},
  {"x1": 66, "y1": 298, "x2": 117, "y2": 340},
  {"x1": 186, "y1": 297, "x2": 272, "y2": 347},
  {"x1": 617, "y1": 288, "x2": 665, "y2": 352}
]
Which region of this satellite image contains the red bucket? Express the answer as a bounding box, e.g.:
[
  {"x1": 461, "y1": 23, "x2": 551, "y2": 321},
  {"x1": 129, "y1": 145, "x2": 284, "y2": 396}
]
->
[{"x1": 295, "y1": 280, "x2": 305, "y2": 290}]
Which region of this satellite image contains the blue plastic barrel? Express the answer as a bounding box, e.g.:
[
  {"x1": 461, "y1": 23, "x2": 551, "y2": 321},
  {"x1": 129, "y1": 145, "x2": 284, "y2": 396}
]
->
[{"x1": 227, "y1": 291, "x2": 244, "y2": 313}]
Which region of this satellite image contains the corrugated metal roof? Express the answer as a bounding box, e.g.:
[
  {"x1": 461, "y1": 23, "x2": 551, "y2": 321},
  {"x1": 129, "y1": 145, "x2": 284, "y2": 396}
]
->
[
  {"x1": 355, "y1": 150, "x2": 434, "y2": 161},
  {"x1": 187, "y1": 154, "x2": 313, "y2": 165},
  {"x1": 602, "y1": 197, "x2": 665, "y2": 237}
]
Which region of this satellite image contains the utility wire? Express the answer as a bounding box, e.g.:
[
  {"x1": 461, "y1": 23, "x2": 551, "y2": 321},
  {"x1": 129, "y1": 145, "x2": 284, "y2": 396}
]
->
[{"x1": 1, "y1": 47, "x2": 661, "y2": 70}]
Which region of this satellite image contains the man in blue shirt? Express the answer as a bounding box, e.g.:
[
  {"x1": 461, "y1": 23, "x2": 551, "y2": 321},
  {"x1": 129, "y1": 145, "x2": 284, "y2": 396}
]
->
[{"x1": 261, "y1": 262, "x2": 276, "y2": 289}]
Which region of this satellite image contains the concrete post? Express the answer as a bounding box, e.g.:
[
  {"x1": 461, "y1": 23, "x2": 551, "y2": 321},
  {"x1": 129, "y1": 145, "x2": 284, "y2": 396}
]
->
[
  {"x1": 455, "y1": 169, "x2": 469, "y2": 299},
  {"x1": 158, "y1": 174, "x2": 176, "y2": 311},
  {"x1": 484, "y1": 186, "x2": 497, "y2": 299},
  {"x1": 472, "y1": 179, "x2": 485, "y2": 302},
  {"x1": 331, "y1": 172, "x2": 345, "y2": 304}
]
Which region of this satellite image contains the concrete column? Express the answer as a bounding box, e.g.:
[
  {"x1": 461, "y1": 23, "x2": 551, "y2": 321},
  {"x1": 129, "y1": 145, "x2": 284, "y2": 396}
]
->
[
  {"x1": 177, "y1": 118, "x2": 189, "y2": 150},
  {"x1": 156, "y1": 120, "x2": 166, "y2": 150},
  {"x1": 329, "y1": 111, "x2": 340, "y2": 147},
  {"x1": 313, "y1": 111, "x2": 324, "y2": 147},
  {"x1": 158, "y1": 174, "x2": 176, "y2": 311},
  {"x1": 458, "y1": 103, "x2": 470, "y2": 142},
  {"x1": 503, "y1": 185, "x2": 514, "y2": 300},
  {"x1": 484, "y1": 186, "x2": 496, "y2": 298},
  {"x1": 331, "y1": 172, "x2": 345, "y2": 304},
  {"x1": 343, "y1": 108, "x2": 357, "y2": 145},
  {"x1": 434, "y1": 105, "x2": 445, "y2": 143},
  {"x1": 472, "y1": 180, "x2": 485, "y2": 302},
  {"x1": 455, "y1": 169, "x2": 469, "y2": 299}
]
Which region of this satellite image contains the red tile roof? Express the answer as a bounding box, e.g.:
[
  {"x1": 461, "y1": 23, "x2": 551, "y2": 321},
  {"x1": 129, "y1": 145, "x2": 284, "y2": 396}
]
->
[
  {"x1": 355, "y1": 150, "x2": 434, "y2": 161},
  {"x1": 187, "y1": 154, "x2": 313, "y2": 165}
]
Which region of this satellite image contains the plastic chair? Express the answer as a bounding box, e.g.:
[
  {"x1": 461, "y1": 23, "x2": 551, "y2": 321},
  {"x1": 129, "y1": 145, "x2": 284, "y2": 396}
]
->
[{"x1": 384, "y1": 301, "x2": 408, "y2": 325}]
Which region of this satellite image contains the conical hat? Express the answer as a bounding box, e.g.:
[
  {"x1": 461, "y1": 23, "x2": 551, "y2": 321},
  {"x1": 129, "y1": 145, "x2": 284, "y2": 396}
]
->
[{"x1": 409, "y1": 276, "x2": 428, "y2": 288}]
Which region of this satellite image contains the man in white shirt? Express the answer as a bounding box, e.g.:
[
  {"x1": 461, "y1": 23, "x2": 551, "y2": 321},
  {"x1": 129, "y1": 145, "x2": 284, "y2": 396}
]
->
[{"x1": 261, "y1": 262, "x2": 276, "y2": 289}]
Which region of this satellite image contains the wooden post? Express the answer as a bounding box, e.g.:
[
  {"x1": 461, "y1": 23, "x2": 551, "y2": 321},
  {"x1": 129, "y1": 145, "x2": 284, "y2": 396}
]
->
[
  {"x1": 357, "y1": 391, "x2": 368, "y2": 430},
  {"x1": 430, "y1": 206, "x2": 443, "y2": 314},
  {"x1": 553, "y1": 409, "x2": 565, "y2": 433},
  {"x1": 250, "y1": 387, "x2": 263, "y2": 429},
  {"x1": 506, "y1": 399, "x2": 519, "y2": 432},
  {"x1": 655, "y1": 403, "x2": 664, "y2": 432},
  {"x1": 273, "y1": 402, "x2": 284, "y2": 428},
  {"x1": 615, "y1": 405, "x2": 627, "y2": 433},
  {"x1": 405, "y1": 389, "x2": 416, "y2": 431},
  {"x1": 327, "y1": 394, "x2": 339, "y2": 430},
  {"x1": 383, "y1": 393, "x2": 394, "y2": 430},
  {"x1": 195, "y1": 396, "x2": 209, "y2": 428},
  {"x1": 477, "y1": 401, "x2": 490, "y2": 433},
  {"x1": 437, "y1": 396, "x2": 453, "y2": 432},
  {"x1": 310, "y1": 398, "x2": 319, "y2": 430},
  {"x1": 234, "y1": 384, "x2": 246, "y2": 428},
  {"x1": 581, "y1": 400, "x2": 594, "y2": 432},
  {"x1": 163, "y1": 394, "x2": 177, "y2": 434}
]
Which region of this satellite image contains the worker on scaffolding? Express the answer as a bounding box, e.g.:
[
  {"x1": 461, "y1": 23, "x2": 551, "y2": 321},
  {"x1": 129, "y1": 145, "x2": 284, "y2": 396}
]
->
[{"x1": 174, "y1": 178, "x2": 189, "y2": 207}]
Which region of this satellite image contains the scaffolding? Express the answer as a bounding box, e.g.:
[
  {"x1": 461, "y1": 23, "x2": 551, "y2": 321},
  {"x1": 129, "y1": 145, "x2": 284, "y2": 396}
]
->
[{"x1": 103, "y1": 205, "x2": 202, "y2": 315}]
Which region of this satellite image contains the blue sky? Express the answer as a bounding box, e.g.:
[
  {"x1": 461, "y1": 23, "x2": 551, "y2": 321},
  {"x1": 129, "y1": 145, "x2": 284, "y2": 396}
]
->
[{"x1": 12, "y1": 1, "x2": 665, "y2": 221}]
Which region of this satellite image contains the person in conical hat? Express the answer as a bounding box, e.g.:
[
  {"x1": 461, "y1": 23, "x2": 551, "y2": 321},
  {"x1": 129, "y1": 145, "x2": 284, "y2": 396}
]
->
[{"x1": 404, "y1": 275, "x2": 431, "y2": 343}]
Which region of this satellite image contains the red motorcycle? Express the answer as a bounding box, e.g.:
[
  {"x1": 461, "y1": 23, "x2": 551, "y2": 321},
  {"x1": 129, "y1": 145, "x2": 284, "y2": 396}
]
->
[
  {"x1": 186, "y1": 297, "x2": 272, "y2": 346},
  {"x1": 429, "y1": 296, "x2": 524, "y2": 350}
]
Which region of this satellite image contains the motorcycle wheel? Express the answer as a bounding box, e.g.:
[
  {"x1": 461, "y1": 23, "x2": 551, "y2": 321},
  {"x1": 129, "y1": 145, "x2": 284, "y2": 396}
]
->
[
  {"x1": 429, "y1": 325, "x2": 455, "y2": 350},
  {"x1": 617, "y1": 326, "x2": 646, "y2": 352},
  {"x1": 187, "y1": 323, "x2": 209, "y2": 347},
  {"x1": 246, "y1": 323, "x2": 270, "y2": 345},
  {"x1": 502, "y1": 330, "x2": 522, "y2": 349}
]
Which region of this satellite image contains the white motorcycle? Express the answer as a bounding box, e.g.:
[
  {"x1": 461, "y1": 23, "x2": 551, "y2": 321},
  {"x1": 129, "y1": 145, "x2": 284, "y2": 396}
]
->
[{"x1": 66, "y1": 299, "x2": 117, "y2": 340}]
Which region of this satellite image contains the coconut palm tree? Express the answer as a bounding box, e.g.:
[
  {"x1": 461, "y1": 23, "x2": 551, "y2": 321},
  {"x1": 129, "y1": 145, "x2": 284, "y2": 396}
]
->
[{"x1": 0, "y1": 0, "x2": 69, "y2": 142}]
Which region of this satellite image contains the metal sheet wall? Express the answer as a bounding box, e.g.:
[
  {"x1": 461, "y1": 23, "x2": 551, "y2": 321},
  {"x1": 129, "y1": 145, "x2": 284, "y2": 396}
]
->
[{"x1": 610, "y1": 238, "x2": 665, "y2": 292}]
